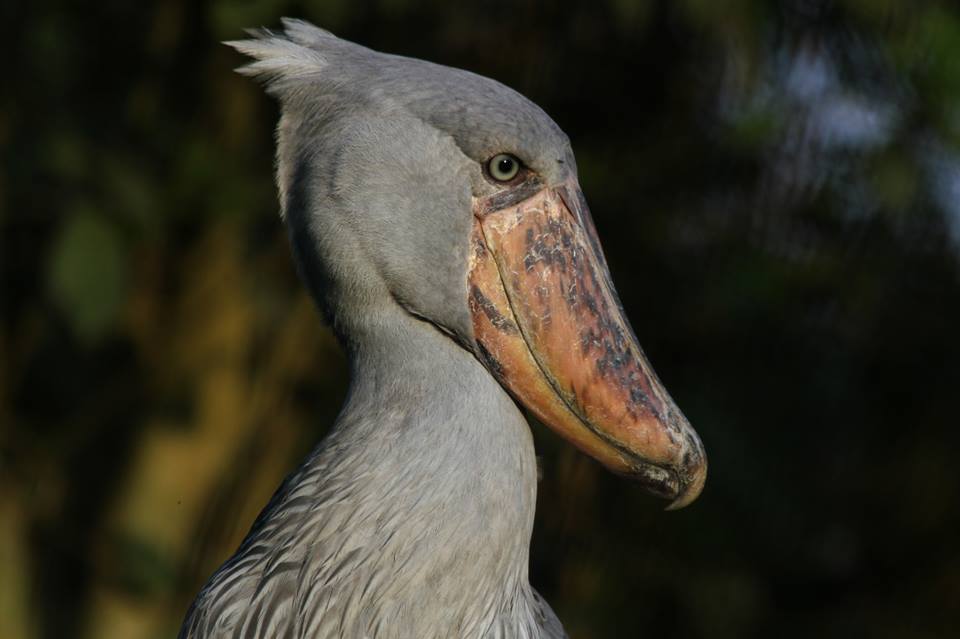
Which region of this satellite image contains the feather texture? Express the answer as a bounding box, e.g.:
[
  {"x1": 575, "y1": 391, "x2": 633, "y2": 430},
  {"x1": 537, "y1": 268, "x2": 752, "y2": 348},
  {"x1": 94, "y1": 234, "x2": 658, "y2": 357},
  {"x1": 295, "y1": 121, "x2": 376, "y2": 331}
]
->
[{"x1": 180, "y1": 312, "x2": 567, "y2": 638}]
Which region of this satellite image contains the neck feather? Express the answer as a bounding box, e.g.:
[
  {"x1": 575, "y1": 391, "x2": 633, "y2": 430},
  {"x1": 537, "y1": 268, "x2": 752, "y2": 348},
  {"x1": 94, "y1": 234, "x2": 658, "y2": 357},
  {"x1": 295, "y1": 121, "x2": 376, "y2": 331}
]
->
[{"x1": 185, "y1": 307, "x2": 556, "y2": 638}]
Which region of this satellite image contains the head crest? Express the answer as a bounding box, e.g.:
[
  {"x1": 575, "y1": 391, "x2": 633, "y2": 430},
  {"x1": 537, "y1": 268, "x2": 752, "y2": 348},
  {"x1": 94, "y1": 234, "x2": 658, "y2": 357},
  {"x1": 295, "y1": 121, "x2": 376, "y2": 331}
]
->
[{"x1": 225, "y1": 18, "x2": 334, "y2": 93}]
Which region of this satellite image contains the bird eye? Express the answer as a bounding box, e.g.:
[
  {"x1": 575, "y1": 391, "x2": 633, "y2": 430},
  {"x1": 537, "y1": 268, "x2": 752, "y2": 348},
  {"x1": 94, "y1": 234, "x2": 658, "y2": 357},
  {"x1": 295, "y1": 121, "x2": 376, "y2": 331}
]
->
[{"x1": 487, "y1": 153, "x2": 521, "y2": 182}]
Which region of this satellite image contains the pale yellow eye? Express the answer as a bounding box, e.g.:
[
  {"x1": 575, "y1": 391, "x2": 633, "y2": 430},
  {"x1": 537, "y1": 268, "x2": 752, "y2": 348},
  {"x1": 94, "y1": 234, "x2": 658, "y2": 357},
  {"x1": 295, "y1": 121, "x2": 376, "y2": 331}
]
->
[{"x1": 487, "y1": 153, "x2": 521, "y2": 182}]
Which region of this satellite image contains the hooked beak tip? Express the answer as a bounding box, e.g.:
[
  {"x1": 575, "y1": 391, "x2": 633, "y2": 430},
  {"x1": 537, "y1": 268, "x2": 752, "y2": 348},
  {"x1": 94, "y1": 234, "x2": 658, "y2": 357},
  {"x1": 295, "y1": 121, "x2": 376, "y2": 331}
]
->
[
  {"x1": 664, "y1": 459, "x2": 707, "y2": 511},
  {"x1": 624, "y1": 449, "x2": 706, "y2": 510}
]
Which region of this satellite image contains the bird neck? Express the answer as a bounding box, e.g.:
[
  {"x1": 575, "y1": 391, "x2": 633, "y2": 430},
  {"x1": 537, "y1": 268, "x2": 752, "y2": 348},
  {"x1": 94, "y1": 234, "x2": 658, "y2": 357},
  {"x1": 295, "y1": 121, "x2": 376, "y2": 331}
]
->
[
  {"x1": 240, "y1": 306, "x2": 546, "y2": 635},
  {"x1": 338, "y1": 306, "x2": 540, "y2": 577}
]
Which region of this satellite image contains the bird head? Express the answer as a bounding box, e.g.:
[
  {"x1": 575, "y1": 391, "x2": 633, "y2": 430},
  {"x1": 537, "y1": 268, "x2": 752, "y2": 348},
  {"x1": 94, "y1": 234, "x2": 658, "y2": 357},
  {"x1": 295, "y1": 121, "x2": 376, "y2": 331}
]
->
[{"x1": 229, "y1": 19, "x2": 706, "y2": 508}]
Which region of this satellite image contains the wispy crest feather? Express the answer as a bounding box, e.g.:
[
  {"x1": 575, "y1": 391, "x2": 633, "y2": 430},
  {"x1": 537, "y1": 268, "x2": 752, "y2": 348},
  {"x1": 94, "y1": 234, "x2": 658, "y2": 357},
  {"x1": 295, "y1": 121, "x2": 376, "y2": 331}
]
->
[{"x1": 224, "y1": 18, "x2": 333, "y2": 90}]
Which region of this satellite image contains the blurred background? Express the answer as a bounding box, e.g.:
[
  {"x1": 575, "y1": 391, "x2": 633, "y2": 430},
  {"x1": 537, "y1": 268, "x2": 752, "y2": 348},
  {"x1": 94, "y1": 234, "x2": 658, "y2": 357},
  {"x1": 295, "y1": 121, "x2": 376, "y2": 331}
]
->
[{"x1": 3, "y1": 0, "x2": 959, "y2": 637}]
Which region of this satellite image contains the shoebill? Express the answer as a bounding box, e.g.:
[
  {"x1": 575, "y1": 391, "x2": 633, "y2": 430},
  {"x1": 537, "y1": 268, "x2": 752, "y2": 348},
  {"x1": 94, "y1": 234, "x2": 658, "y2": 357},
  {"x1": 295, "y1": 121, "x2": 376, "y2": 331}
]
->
[{"x1": 180, "y1": 19, "x2": 706, "y2": 639}]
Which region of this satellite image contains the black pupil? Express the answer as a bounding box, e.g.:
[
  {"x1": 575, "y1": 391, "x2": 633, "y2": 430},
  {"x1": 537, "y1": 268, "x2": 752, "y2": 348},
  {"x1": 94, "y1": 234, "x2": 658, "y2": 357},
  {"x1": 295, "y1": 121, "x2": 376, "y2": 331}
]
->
[{"x1": 497, "y1": 157, "x2": 515, "y2": 176}]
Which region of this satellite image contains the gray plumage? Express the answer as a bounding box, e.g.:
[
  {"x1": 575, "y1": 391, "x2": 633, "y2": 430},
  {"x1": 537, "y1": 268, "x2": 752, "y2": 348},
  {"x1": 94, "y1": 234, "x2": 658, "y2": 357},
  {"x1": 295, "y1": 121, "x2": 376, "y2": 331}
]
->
[{"x1": 181, "y1": 19, "x2": 579, "y2": 638}]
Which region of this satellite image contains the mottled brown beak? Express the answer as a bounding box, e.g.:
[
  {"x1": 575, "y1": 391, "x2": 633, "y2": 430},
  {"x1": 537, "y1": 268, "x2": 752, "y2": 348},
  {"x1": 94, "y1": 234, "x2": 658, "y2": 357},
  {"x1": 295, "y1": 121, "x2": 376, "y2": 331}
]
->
[{"x1": 468, "y1": 180, "x2": 706, "y2": 509}]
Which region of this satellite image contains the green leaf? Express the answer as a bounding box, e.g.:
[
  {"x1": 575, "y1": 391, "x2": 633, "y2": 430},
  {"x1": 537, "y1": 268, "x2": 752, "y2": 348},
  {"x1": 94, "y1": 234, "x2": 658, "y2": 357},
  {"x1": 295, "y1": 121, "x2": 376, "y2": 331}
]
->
[{"x1": 48, "y1": 210, "x2": 129, "y2": 343}]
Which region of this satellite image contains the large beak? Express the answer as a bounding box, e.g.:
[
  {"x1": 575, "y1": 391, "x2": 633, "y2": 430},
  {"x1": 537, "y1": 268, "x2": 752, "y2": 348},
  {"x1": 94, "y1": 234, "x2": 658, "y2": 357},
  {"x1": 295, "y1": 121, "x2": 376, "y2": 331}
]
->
[{"x1": 468, "y1": 179, "x2": 706, "y2": 509}]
